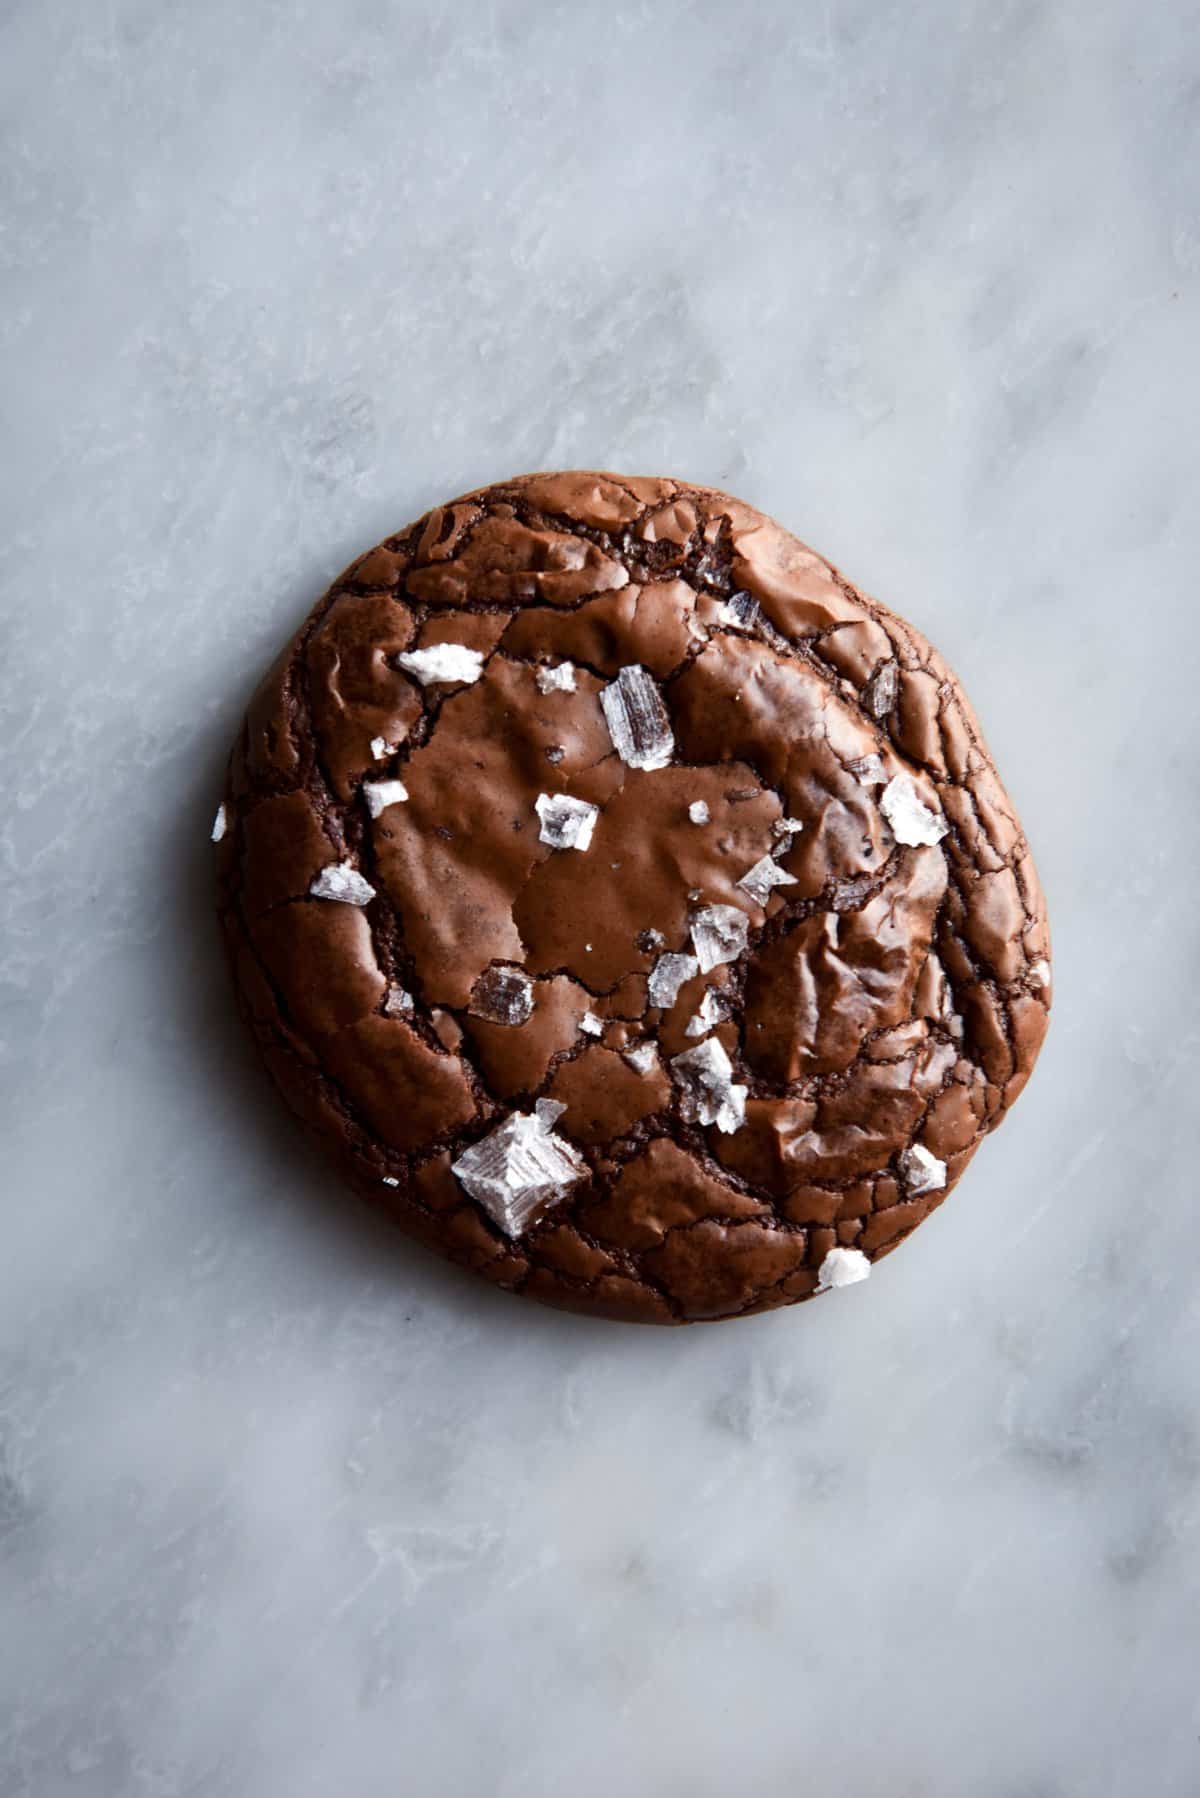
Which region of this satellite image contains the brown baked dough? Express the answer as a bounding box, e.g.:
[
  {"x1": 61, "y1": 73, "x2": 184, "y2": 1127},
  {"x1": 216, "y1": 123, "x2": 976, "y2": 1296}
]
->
[{"x1": 215, "y1": 472, "x2": 1051, "y2": 1324}]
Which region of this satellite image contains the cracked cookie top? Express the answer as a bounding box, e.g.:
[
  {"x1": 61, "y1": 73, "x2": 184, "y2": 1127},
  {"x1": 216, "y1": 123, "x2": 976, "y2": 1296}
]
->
[{"x1": 215, "y1": 471, "x2": 1051, "y2": 1325}]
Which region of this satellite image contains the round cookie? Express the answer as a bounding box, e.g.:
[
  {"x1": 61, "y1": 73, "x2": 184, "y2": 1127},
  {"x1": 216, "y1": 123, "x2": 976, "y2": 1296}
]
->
[{"x1": 215, "y1": 471, "x2": 1051, "y2": 1325}]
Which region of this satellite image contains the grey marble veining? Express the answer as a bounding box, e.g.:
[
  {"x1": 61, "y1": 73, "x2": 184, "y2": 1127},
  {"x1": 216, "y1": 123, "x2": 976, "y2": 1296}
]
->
[{"x1": 2, "y1": 1, "x2": 1198, "y2": 1793}]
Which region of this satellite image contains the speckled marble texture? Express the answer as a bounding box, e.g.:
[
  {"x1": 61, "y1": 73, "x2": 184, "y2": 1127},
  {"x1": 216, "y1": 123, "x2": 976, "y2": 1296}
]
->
[{"x1": 2, "y1": 2, "x2": 1198, "y2": 1794}]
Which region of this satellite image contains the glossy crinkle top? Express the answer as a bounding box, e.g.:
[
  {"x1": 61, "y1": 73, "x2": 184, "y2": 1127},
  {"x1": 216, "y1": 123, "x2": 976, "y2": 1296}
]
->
[{"x1": 215, "y1": 471, "x2": 1051, "y2": 1324}]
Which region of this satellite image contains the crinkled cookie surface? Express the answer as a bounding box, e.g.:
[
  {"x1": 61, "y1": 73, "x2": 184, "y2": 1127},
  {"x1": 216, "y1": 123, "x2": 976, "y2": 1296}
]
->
[{"x1": 215, "y1": 472, "x2": 1051, "y2": 1324}]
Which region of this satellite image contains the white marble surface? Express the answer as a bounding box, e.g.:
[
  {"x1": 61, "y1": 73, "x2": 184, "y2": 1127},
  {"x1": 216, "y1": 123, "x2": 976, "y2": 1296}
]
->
[{"x1": 2, "y1": 1, "x2": 1198, "y2": 1792}]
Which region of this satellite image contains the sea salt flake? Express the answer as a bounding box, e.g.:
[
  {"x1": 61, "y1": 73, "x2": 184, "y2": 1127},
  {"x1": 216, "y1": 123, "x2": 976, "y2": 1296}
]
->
[
  {"x1": 362, "y1": 777, "x2": 409, "y2": 819},
  {"x1": 369, "y1": 736, "x2": 391, "y2": 761},
  {"x1": 535, "y1": 792, "x2": 599, "y2": 852},
  {"x1": 692, "y1": 549, "x2": 725, "y2": 589},
  {"x1": 648, "y1": 951, "x2": 700, "y2": 1009},
  {"x1": 684, "y1": 987, "x2": 731, "y2": 1038},
  {"x1": 383, "y1": 985, "x2": 414, "y2": 1018},
  {"x1": 381, "y1": 1176, "x2": 399, "y2": 1187},
  {"x1": 898, "y1": 1142, "x2": 947, "y2": 1196},
  {"x1": 688, "y1": 800, "x2": 710, "y2": 825},
  {"x1": 817, "y1": 1247, "x2": 871, "y2": 1292},
  {"x1": 864, "y1": 661, "x2": 899, "y2": 718},
  {"x1": 599, "y1": 664, "x2": 675, "y2": 771},
  {"x1": 452, "y1": 1108, "x2": 588, "y2": 1238},
  {"x1": 669, "y1": 1038, "x2": 747, "y2": 1134},
  {"x1": 579, "y1": 1012, "x2": 603, "y2": 1037},
  {"x1": 690, "y1": 904, "x2": 750, "y2": 973},
  {"x1": 719, "y1": 592, "x2": 763, "y2": 632},
  {"x1": 639, "y1": 929, "x2": 666, "y2": 954},
  {"x1": 536, "y1": 661, "x2": 577, "y2": 693},
  {"x1": 737, "y1": 856, "x2": 799, "y2": 908},
  {"x1": 395, "y1": 643, "x2": 485, "y2": 686},
  {"x1": 469, "y1": 965, "x2": 534, "y2": 1027},
  {"x1": 772, "y1": 816, "x2": 804, "y2": 842},
  {"x1": 879, "y1": 774, "x2": 949, "y2": 848},
  {"x1": 848, "y1": 754, "x2": 886, "y2": 788},
  {"x1": 211, "y1": 803, "x2": 227, "y2": 843},
  {"x1": 309, "y1": 861, "x2": 376, "y2": 906},
  {"x1": 1029, "y1": 959, "x2": 1052, "y2": 989},
  {"x1": 622, "y1": 1042, "x2": 659, "y2": 1075}
]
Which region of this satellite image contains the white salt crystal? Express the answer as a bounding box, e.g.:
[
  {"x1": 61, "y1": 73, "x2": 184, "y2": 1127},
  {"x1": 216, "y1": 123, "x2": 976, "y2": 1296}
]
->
[
  {"x1": 469, "y1": 965, "x2": 535, "y2": 1027},
  {"x1": 599, "y1": 664, "x2": 675, "y2": 771},
  {"x1": 622, "y1": 1042, "x2": 660, "y2": 1075},
  {"x1": 648, "y1": 951, "x2": 700, "y2": 1009},
  {"x1": 362, "y1": 777, "x2": 409, "y2": 819},
  {"x1": 669, "y1": 1037, "x2": 747, "y2": 1134},
  {"x1": 688, "y1": 800, "x2": 710, "y2": 825},
  {"x1": 395, "y1": 643, "x2": 485, "y2": 686},
  {"x1": 690, "y1": 904, "x2": 750, "y2": 973},
  {"x1": 737, "y1": 856, "x2": 798, "y2": 908},
  {"x1": 579, "y1": 1012, "x2": 604, "y2": 1037},
  {"x1": 309, "y1": 861, "x2": 376, "y2": 906},
  {"x1": 452, "y1": 1107, "x2": 588, "y2": 1238},
  {"x1": 719, "y1": 592, "x2": 763, "y2": 632},
  {"x1": 535, "y1": 792, "x2": 599, "y2": 852},
  {"x1": 535, "y1": 661, "x2": 577, "y2": 693},
  {"x1": 684, "y1": 987, "x2": 730, "y2": 1038},
  {"x1": 898, "y1": 1142, "x2": 947, "y2": 1196},
  {"x1": 211, "y1": 803, "x2": 227, "y2": 843},
  {"x1": 864, "y1": 661, "x2": 898, "y2": 718},
  {"x1": 816, "y1": 1247, "x2": 871, "y2": 1291},
  {"x1": 383, "y1": 985, "x2": 414, "y2": 1018},
  {"x1": 879, "y1": 775, "x2": 948, "y2": 848},
  {"x1": 848, "y1": 754, "x2": 886, "y2": 787}
]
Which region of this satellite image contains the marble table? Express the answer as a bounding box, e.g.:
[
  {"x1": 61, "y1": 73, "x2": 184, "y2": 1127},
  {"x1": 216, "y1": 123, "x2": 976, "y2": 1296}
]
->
[{"x1": 2, "y1": 1, "x2": 1197, "y2": 1792}]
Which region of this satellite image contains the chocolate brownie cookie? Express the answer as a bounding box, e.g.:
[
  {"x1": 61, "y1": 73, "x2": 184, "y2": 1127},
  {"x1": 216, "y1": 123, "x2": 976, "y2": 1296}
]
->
[{"x1": 215, "y1": 472, "x2": 1051, "y2": 1324}]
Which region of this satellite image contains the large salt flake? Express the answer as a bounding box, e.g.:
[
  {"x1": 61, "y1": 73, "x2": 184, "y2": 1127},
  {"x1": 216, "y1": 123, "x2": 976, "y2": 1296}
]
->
[
  {"x1": 452, "y1": 1108, "x2": 588, "y2": 1238},
  {"x1": 718, "y1": 592, "x2": 763, "y2": 632},
  {"x1": 684, "y1": 987, "x2": 731, "y2": 1038},
  {"x1": 848, "y1": 754, "x2": 886, "y2": 788},
  {"x1": 864, "y1": 661, "x2": 898, "y2": 718},
  {"x1": 362, "y1": 777, "x2": 409, "y2": 819},
  {"x1": 309, "y1": 861, "x2": 376, "y2": 906},
  {"x1": 898, "y1": 1142, "x2": 947, "y2": 1196},
  {"x1": 817, "y1": 1247, "x2": 871, "y2": 1291},
  {"x1": 535, "y1": 661, "x2": 577, "y2": 693},
  {"x1": 736, "y1": 856, "x2": 798, "y2": 908},
  {"x1": 599, "y1": 664, "x2": 675, "y2": 771},
  {"x1": 690, "y1": 904, "x2": 749, "y2": 973},
  {"x1": 535, "y1": 792, "x2": 599, "y2": 852},
  {"x1": 469, "y1": 965, "x2": 535, "y2": 1027},
  {"x1": 395, "y1": 643, "x2": 485, "y2": 686},
  {"x1": 879, "y1": 775, "x2": 948, "y2": 848},
  {"x1": 647, "y1": 951, "x2": 699, "y2": 1009},
  {"x1": 669, "y1": 1037, "x2": 747, "y2": 1134}
]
